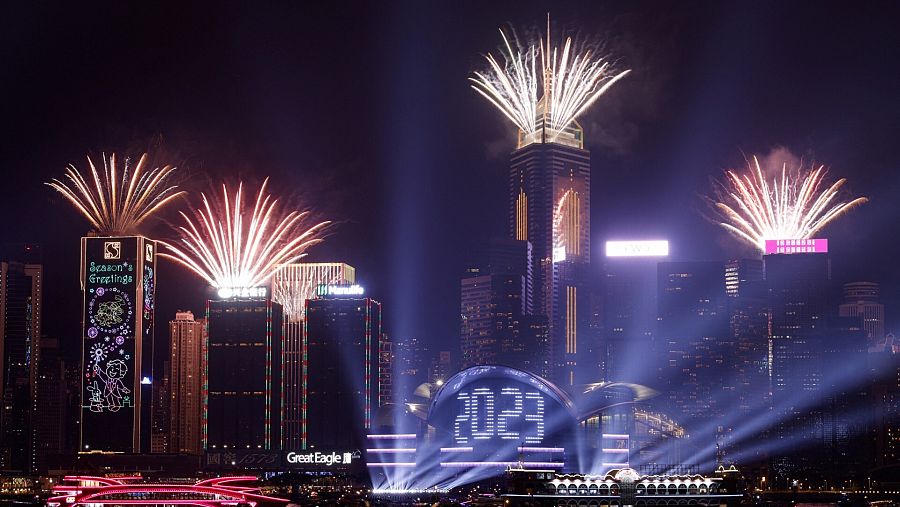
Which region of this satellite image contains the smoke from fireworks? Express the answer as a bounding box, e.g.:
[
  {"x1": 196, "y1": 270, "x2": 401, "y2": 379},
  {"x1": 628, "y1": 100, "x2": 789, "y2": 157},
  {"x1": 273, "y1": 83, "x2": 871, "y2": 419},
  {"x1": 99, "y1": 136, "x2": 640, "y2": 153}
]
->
[
  {"x1": 161, "y1": 179, "x2": 330, "y2": 290},
  {"x1": 46, "y1": 153, "x2": 183, "y2": 235},
  {"x1": 714, "y1": 156, "x2": 868, "y2": 252},
  {"x1": 470, "y1": 20, "x2": 630, "y2": 135}
]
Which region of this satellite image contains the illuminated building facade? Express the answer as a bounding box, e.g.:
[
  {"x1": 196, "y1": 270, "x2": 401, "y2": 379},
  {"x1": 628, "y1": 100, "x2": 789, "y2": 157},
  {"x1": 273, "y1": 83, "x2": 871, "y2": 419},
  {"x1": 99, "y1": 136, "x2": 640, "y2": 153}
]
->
[
  {"x1": 601, "y1": 242, "x2": 668, "y2": 384},
  {"x1": 656, "y1": 261, "x2": 728, "y2": 421},
  {"x1": 764, "y1": 252, "x2": 831, "y2": 475},
  {"x1": 204, "y1": 296, "x2": 283, "y2": 451},
  {"x1": 510, "y1": 122, "x2": 591, "y2": 386},
  {"x1": 460, "y1": 238, "x2": 548, "y2": 376},
  {"x1": 168, "y1": 311, "x2": 204, "y2": 454},
  {"x1": 723, "y1": 260, "x2": 768, "y2": 432},
  {"x1": 150, "y1": 363, "x2": 169, "y2": 453},
  {"x1": 304, "y1": 290, "x2": 385, "y2": 450},
  {"x1": 79, "y1": 236, "x2": 156, "y2": 453},
  {"x1": 272, "y1": 262, "x2": 355, "y2": 450},
  {"x1": 839, "y1": 281, "x2": 885, "y2": 346},
  {"x1": 0, "y1": 245, "x2": 42, "y2": 472},
  {"x1": 32, "y1": 336, "x2": 65, "y2": 474}
]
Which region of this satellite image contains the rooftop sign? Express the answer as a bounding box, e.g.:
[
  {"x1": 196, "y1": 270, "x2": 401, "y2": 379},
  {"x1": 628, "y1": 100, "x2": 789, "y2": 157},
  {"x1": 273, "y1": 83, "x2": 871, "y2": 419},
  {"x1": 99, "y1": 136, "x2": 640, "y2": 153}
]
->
[
  {"x1": 605, "y1": 240, "x2": 669, "y2": 257},
  {"x1": 764, "y1": 238, "x2": 828, "y2": 255}
]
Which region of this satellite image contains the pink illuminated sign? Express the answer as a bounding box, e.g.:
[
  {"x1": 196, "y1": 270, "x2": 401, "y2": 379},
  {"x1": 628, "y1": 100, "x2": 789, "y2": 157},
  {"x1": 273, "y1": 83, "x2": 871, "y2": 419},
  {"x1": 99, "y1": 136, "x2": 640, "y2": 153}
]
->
[{"x1": 765, "y1": 238, "x2": 828, "y2": 255}]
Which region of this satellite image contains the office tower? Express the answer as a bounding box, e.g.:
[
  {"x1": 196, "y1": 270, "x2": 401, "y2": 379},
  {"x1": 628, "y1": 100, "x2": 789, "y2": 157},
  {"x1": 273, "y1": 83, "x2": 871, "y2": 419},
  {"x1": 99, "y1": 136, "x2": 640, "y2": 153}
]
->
[
  {"x1": 764, "y1": 252, "x2": 832, "y2": 476},
  {"x1": 460, "y1": 238, "x2": 547, "y2": 375},
  {"x1": 0, "y1": 244, "x2": 42, "y2": 472},
  {"x1": 428, "y1": 351, "x2": 452, "y2": 384},
  {"x1": 32, "y1": 337, "x2": 65, "y2": 474},
  {"x1": 204, "y1": 296, "x2": 283, "y2": 451},
  {"x1": 872, "y1": 349, "x2": 900, "y2": 468},
  {"x1": 839, "y1": 281, "x2": 885, "y2": 346},
  {"x1": 79, "y1": 236, "x2": 157, "y2": 453},
  {"x1": 656, "y1": 261, "x2": 728, "y2": 420},
  {"x1": 394, "y1": 337, "x2": 428, "y2": 396},
  {"x1": 510, "y1": 121, "x2": 591, "y2": 386},
  {"x1": 724, "y1": 260, "x2": 768, "y2": 410},
  {"x1": 150, "y1": 365, "x2": 170, "y2": 453},
  {"x1": 304, "y1": 289, "x2": 384, "y2": 450},
  {"x1": 168, "y1": 311, "x2": 204, "y2": 454},
  {"x1": 820, "y1": 316, "x2": 869, "y2": 481},
  {"x1": 601, "y1": 241, "x2": 669, "y2": 383},
  {"x1": 272, "y1": 262, "x2": 355, "y2": 450}
]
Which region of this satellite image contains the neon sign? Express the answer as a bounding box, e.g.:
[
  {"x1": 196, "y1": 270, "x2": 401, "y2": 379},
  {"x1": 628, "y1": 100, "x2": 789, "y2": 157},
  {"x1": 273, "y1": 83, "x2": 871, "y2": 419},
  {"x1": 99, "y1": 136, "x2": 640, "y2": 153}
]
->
[
  {"x1": 285, "y1": 450, "x2": 359, "y2": 466},
  {"x1": 764, "y1": 238, "x2": 828, "y2": 254},
  {"x1": 216, "y1": 286, "x2": 267, "y2": 299},
  {"x1": 453, "y1": 386, "x2": 545, "y2": 445},
  {"x1": 316, "y1": 284, "x2": 364, "y2": 296},
  {"x1": 605, "y1": 240, "x2": 669, "y2": 257}
]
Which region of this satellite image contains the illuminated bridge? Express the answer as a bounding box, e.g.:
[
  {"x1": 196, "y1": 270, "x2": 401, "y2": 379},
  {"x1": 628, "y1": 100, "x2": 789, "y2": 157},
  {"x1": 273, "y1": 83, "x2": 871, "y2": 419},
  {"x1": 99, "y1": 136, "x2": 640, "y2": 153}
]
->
[{"x1": 48, "y1": 475, "x2": 289, "y2": 507}]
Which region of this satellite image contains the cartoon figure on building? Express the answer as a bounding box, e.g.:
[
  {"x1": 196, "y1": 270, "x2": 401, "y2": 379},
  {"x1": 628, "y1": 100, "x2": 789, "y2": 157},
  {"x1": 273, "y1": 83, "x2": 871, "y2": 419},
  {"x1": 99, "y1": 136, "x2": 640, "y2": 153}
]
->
[
  {"x1": 94, "y1": 294, "x2": 126, "y2": 328},
  {"x1": 94, "y1": 360, "x2": 130, "y2": 412},
  {"x1": 86, "y1": 381, "x2": 104, "y2": 412}
]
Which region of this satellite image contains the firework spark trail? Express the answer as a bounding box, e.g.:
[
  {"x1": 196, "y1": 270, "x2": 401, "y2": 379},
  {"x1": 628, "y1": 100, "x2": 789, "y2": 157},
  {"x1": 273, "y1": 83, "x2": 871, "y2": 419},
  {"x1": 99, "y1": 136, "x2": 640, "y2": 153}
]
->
[
  {"x1": 714, "y1": 156, "x2": 868, "y2": 252},
  {"x1": 272, "y1": 272, "x2": 341, "y2": 321},
  {"x1": 470, "y1": 22, "x2": 630, "y2": 135},
  {"x1": 553, "y1": 189, "x2": 573, "y2": 255},
  {"x1": 160, "y1": 179, "x2": 330, "y2": 290},
  {"x1": 46, "y1": 153, "x2": 183, "y2": 235}
]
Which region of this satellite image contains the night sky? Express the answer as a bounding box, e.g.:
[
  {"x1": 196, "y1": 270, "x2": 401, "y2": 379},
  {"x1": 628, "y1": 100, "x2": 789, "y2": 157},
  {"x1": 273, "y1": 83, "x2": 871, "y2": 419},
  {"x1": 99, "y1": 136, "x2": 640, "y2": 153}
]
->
[{"x1": 2, "y1": 1, "x2": 900, "y2": 366}]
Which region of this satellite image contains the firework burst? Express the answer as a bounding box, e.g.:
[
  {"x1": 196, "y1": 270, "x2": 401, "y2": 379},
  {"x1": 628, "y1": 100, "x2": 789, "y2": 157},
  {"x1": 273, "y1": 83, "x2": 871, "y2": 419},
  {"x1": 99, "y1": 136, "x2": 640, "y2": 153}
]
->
[
  {"x1": 161, "y1": 179, "x2": 330, "y2": 291},
  {"x1": 714, "y1": 156, "x2": 868, "y2": 252},
  {"x1": 46, "y1": 153, "x2": 183, "y2": 235},
  {"x1": 470, "y1": 20, "x2": 630, "y2": 135}
]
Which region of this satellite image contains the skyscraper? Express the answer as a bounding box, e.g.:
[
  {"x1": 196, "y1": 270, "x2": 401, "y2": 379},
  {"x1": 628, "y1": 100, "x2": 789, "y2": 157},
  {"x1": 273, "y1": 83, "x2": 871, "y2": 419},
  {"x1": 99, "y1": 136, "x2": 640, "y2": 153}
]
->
[
  {"x1": 460, "y1": 238, "x2": 548, "y2": 375},
  {"x1": 656, "y1": 261, "x2": 728, "y2": 421},
  {"x1": 764, "y1": 252, "x2": 832, "y2": 477},
  {"x1": 150, "y1": 363, "x2": 170, "y2": 453},
  {"x1": 303, "y1": 288, "x2": 385, "y2": 450},
  {"x1": 168, "y1": 311, "x2": 204, "y2": 454},
  {"x1": 79, "y1": 236, "x2": 157, "y2": 453},
  {"x1": 0, "y1": 244, "x2": 42, "y2": 472},
  {"x1": 204, "y1": 296, "x2": 283, "y2": 451},
  {"x1": 32, "y1": 336, "x2": 65, "y2": 474},
  {"x1": 509, "y1": 124, "x2": 591, "y2": 386},
  {"x1": 272, "y1": 262, "x2": 355, "y2": 449},
  {"x1": 601, "y1": 241, "x2": 669, "y2": 384},
  {"x1": 723, "y1": 260, "x2": 769, "y2": 417},
  {"x1": 839, "y1": 281, "x2": 885, "y2": 347}
]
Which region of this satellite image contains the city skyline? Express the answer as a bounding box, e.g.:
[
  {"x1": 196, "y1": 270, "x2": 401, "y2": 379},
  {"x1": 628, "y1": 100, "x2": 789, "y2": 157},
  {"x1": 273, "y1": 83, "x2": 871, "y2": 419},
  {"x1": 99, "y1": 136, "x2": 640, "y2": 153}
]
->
[
  {"x1": 1, "y1": 1, "x2": 900, "y2": 500},
  {"x1": 2, "y1": 3, "x2": 899, "y2": 363}
]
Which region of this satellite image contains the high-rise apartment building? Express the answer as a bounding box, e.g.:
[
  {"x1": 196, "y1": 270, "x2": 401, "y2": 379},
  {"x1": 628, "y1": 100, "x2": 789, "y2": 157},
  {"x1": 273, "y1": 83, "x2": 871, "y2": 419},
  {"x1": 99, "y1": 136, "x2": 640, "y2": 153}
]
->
[
  {"x1": 204, "y1": 296, "x2": 283, "y2": 451},
  {"x1": 839, "y1": 281, "x2": 885, "y2": 346},
  {"x1": 0, "y1": 244, "x2": 42, "y2": 472},
  {"x1": 303, "y1": 289, "x2": 385, "y2": 450},
  {"x1": 168, "y1": 311, "x2": 204, "y2": 454},
  {"x1": 272, "y1": 262, "x2": 355, "y2": 450}
]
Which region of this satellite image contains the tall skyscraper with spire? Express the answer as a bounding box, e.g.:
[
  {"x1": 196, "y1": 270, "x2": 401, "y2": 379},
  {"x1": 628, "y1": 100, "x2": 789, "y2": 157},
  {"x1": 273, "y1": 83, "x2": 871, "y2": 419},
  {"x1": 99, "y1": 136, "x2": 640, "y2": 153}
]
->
[{"x1": 509, "y1": 107, "x2": 591, "y2": 387}]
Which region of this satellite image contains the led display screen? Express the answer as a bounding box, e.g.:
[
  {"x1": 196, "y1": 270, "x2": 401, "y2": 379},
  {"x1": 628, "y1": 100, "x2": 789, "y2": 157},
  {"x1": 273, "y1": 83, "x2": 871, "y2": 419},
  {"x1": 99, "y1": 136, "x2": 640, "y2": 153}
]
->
[
  {"x1": 80, "y1": 236, "x2": 156, "y2": 452},
  {"x1": 425, "y1": 366, "x2": 576, "y2": 467}
]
